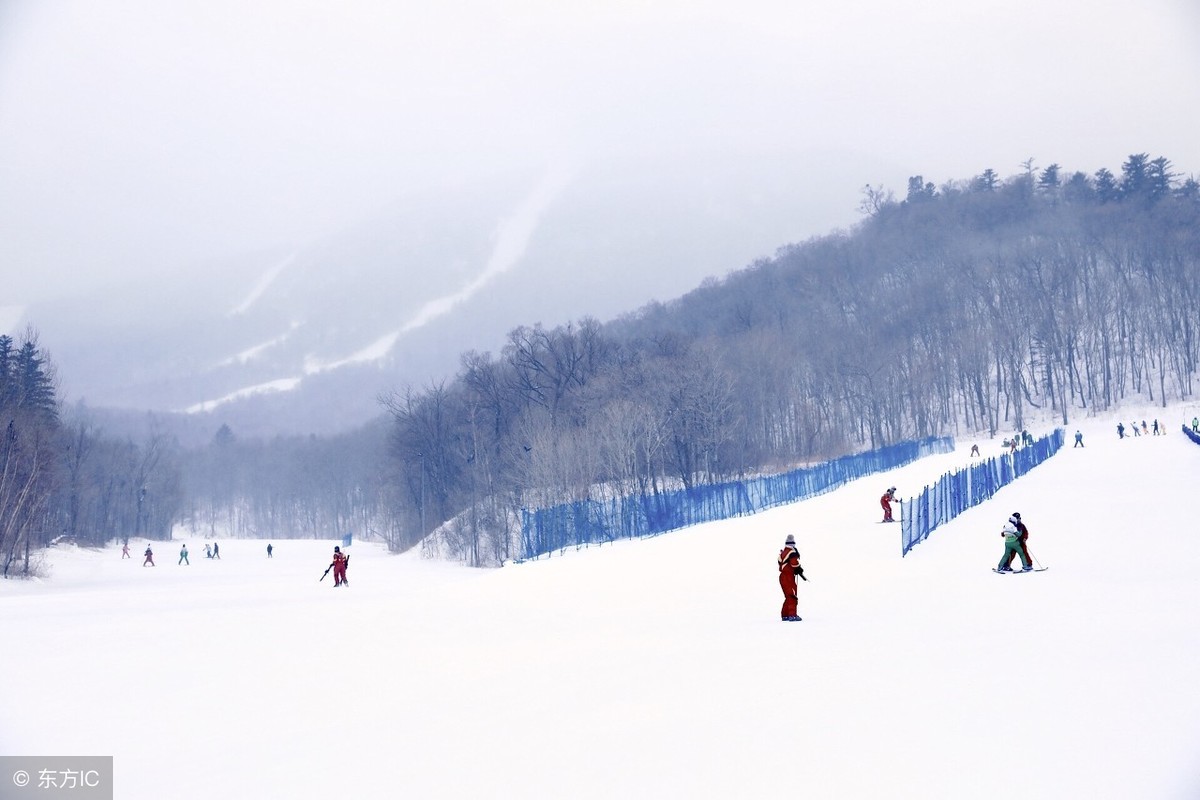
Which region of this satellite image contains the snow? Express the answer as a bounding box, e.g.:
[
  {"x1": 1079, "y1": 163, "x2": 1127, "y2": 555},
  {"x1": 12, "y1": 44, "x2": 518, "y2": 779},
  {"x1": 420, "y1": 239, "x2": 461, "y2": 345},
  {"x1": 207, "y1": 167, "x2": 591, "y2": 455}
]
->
[
  {"x1": 218, "y1": 322, "x2": 301, "y2": 367},
  {"x1": 3, "y1": 409, "x2": 1200, "y2": 799},
  {"x1": 302, "y1": 330, "x2": 402, "y2": 374},
  {"x1": 299, "y1": 165, "x2": 574, "y2": 376},
  {"x1": 228, "y1": 253, "x2": 296, "y2": 316},
  {"x1": 393, "y1": 164, "x2": 573, "y2": 336},
  {"x1": 182, "y1": 377, "x2": 302, "y2": 414}
]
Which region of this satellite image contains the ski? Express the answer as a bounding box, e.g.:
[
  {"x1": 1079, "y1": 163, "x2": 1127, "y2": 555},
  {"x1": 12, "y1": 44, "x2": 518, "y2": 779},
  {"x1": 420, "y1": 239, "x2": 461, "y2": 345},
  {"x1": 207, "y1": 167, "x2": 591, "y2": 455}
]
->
[{"x1": 992, "y1": 567, "x2": 1048, "y2": 574}]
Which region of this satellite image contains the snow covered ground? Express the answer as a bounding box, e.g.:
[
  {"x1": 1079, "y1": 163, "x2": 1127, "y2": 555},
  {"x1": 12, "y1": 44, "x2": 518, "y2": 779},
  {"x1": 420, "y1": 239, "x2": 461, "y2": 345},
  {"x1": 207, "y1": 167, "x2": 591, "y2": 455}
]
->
[{"x1": 3, "y1": 407, "x2": 1199, "y2": 799}]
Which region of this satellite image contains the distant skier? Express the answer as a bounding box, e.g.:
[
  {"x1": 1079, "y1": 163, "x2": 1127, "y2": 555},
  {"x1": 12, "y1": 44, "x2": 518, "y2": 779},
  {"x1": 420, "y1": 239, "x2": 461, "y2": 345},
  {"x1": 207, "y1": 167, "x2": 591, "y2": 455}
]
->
[
  {"x1": 969, "y1": 444, "x2": 980, "y2": 457},
  {"x1": 1117, "y1": 422, "x2": 1125, "y2": 439},
  {"x1": 1152, "y1": 419, "x2": 1159, "y2": 436},
  {"x1": 1131, "y1": 422, "x2": 1141, "y2": 437},
  {"x1": 777, "y1": 534, "x2": 806, "y2": 621},
  {"x1": 212, "y1": 542, "x2": 221, "y2": 559},
  {"x1": 267, "y1": 543, "x2": 273, "y2": 558},
  {"x1": 1002, "y1": 513, "x2": 1032, "y2": 571},
  {"x1": 1074, "y1": 430, "x2": 1084, "y2": 448},
  {"x1": 205, "y1": 543, "x2": 212, "y2": 558},
  {"x1": 121, "y1": 542, "x2": 130, "y2": 559},
  {"x1": 329, "y1": 546, "x2": 349, "y2": 587},
  {"x1": 880, "y1": 487, "x2": 898, "y2": 522},
  {"x1": 1193, "y1": 417, "x2": 1198, "y2": 433},
  {"x1": 143, "y1": 545, "x2": 155, "y2": 567},
  {"x1": 178, "y1": 544, "x2": 189, "y2": 565}
]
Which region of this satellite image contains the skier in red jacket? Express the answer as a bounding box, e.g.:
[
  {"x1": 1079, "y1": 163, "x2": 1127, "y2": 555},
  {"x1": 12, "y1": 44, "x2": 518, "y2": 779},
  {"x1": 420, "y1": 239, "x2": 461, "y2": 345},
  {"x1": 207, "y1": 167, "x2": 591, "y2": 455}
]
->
[
  {"x1": 777, "y1": 534, "x2": 806, "y2": 621},
  {"x1": 880, "y1": 487, "x2": 898, "y2": 522},
  {"x1": 330, "y1": 546, "x2": 349, "y2": 587}
]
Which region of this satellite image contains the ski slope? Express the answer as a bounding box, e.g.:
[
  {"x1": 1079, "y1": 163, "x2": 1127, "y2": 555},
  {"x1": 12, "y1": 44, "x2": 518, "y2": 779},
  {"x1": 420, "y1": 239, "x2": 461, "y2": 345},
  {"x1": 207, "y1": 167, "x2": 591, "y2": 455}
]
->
[{"x1": 2, "y1": 410, "x2": 1199, "y2": 799}]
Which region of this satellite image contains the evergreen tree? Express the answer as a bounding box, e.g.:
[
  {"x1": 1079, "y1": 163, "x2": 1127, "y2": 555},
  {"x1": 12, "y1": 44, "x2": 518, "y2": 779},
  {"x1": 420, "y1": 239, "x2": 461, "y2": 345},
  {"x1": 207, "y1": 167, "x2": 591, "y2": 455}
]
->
[
  {"x1": 972, "y1": 168, "x2": 999, "y2": 192},
  {"x1": 15, "y1": 341, "x2": 57, "y2": 423},
  {"x1": 1094, "y1": 168, "x2": 1118, "y2": 203},
  {"x1": 1062, "y1": 171, "x2": 1094, "y2": 204},
  {"x1": 0, "y1": 335, "x2": 15, "y2": 415},
  {"x1": 905, "y1": 176, "x2": 936, "y2": 203},
  {"x1": 1119, "y1": 153, "x2": 1151, "y2": 201},
  {"x1": 1147, "y1": 156, "x2": 1176, "y2": 203},
  {"x1": 1037, "y1": 163, "x2": 1061, "y2": 195}
]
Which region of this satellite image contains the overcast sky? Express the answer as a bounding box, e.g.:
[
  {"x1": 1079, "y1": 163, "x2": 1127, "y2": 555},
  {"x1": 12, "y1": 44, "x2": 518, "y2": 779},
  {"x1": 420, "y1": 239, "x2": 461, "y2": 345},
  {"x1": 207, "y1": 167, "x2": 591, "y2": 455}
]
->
[{"x1": 2, "y1": 0, "x2": 1199, "y2": 308}]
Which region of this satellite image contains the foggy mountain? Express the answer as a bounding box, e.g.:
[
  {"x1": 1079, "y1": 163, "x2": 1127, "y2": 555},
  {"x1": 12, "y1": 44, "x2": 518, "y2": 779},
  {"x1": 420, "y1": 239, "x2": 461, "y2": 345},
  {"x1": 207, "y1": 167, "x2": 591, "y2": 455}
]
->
[{"x1": 31, "y1": 151, "x2": 864, "y2": 441}]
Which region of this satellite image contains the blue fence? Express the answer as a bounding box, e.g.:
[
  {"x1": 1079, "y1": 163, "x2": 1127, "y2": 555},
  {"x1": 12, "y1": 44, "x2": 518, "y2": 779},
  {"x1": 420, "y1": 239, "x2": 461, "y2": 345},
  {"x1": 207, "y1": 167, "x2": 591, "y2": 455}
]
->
[
  {"x1": 1184, "y1": 424, "x2": 1200, "y2": 445},
  {"x1": 900, "y1": 428, "x2": 1065, "y2": 556},
  {"x1": 518, "y1": 436, "x2": 954, "y2": 561}
]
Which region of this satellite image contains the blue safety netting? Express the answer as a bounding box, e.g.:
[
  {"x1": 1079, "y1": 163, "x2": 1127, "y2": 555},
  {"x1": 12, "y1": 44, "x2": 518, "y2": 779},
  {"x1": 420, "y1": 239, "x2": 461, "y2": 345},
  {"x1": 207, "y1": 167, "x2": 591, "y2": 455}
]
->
[
  {"x1": 900, "y1": 429, "x2": 1065, "y2": 556},
  {"x1": 1183, "y1": 424, "x2": 1200, "y2": 445},
  {"x1": 518, "y1": 436, "x2": 953, "y2": 561}
]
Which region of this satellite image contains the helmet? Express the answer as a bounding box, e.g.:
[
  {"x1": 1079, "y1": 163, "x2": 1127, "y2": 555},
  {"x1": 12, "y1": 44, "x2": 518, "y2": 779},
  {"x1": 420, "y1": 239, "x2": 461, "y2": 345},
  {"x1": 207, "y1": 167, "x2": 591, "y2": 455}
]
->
[
  {"x1": 334, "y1": 546, "x2": 340, "y2": 552},
  {"x1": 1011, "y1": 512, "x2": 1021, "y2": 519}
]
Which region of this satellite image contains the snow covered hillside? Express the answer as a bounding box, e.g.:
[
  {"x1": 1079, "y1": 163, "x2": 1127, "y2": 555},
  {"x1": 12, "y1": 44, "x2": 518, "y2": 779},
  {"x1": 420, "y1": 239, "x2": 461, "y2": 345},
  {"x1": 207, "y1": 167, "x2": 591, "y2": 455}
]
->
[{"x1": 2, "y1": 409, "x2": 1199, "y2": 799}]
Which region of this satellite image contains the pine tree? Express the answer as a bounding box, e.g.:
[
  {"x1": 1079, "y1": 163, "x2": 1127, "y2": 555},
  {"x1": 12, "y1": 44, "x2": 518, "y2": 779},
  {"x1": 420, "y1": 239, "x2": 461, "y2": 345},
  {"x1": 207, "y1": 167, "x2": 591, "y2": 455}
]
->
[
  {"x1": 0, "y1": 335, "x2": 15, "y2": 416},
  {"x1": 15, "y1": 341, "x2": 58, "y2": 424}
]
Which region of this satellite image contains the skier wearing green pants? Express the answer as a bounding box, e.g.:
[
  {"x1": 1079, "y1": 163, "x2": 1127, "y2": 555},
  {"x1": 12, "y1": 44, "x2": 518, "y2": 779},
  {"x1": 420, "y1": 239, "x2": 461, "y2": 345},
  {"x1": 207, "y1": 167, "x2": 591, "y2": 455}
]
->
[{"x1": 997, "y1": 522, "x2": 1031, "y2": 572}]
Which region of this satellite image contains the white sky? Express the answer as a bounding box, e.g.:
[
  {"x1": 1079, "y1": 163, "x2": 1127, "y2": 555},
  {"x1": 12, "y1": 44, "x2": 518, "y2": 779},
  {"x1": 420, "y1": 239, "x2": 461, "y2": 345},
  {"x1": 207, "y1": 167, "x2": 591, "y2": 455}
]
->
[
  {"x1": 3, "y1": 403, "x2": 1199, "y2": 798},
  {"x1": 2, "y1": 0, "x2": 1199, "y2": 305}
]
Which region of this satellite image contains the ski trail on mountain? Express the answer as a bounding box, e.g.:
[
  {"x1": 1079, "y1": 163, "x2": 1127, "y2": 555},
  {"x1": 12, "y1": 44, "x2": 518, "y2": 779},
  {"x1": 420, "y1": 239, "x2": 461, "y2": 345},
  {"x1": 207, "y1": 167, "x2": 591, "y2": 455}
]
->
[{"x1": 228, "y1": 252, "x2": 297, "y2": 316}]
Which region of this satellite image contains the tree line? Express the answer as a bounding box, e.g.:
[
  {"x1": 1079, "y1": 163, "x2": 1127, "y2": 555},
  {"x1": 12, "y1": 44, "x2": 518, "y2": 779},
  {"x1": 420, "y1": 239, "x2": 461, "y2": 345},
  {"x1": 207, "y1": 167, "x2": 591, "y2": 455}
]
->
[
  {"x1": 0, "y1": 331, "x2": 184, "y2": 576},
  {"x1": 378, "y1": 153, "x2": 1199, "y2": 564},
  {"x1": 8, "y1": 153, "x2": 1198, "y2": 571}
]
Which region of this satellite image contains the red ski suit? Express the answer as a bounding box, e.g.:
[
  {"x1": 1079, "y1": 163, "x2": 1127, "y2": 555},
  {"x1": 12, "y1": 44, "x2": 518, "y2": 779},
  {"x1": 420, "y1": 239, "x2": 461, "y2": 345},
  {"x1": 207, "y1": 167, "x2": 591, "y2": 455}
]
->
[
  {"x1": 331, "y1": 551, "x2": 348, "y2": 586},
  {"x1": 778, "y1": 545, "x2": 802, "y2": 619},
  {"x1": 880, "y1": 491, "x2": 896, "y2": 522}
]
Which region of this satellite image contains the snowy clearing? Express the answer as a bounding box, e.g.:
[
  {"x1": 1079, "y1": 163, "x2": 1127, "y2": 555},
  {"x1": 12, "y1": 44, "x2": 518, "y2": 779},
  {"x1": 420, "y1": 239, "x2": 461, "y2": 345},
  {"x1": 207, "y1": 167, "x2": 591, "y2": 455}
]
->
[{"x1": 3, "y1": 408, "x2": 1199, "y2": 799}]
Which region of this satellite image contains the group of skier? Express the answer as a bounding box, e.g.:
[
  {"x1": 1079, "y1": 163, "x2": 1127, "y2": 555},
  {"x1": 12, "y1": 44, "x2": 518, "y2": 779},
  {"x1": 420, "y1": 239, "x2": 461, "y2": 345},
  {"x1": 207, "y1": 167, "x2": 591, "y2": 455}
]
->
[
  {"x1": 1117, "y1": 419, "x2": 1164, "y2": 438},
  {"x1": 129, "y1": 540, "x2": 348, "y2": 587},
  {"x1": 776, "y1": 482, "x2": 1042, "y2": 621}
]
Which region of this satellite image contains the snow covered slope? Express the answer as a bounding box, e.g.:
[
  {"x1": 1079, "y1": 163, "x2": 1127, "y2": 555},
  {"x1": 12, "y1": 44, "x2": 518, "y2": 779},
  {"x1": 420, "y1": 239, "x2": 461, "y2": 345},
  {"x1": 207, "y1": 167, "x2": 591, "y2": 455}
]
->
[{"x1": 2, "y1": 409, "x2": 1198, "y2": 799}]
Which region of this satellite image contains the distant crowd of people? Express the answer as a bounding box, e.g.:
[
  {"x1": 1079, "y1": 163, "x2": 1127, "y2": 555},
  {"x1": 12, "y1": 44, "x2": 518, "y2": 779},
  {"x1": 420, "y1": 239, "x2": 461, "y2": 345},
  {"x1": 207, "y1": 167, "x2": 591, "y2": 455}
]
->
[
  {"x1": 1117, "y1": 419, "x2": 1167, "y2": 438},
  {"x1": 122, "y1": 540, "x2": 278, "y2": 566}
]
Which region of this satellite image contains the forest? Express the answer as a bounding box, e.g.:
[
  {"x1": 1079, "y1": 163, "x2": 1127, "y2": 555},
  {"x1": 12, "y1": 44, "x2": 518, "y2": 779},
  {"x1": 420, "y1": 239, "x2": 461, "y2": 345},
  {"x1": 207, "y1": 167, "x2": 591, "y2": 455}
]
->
[{"x1": 3, "y1": 153, "x2": 1197, "y2": 573}]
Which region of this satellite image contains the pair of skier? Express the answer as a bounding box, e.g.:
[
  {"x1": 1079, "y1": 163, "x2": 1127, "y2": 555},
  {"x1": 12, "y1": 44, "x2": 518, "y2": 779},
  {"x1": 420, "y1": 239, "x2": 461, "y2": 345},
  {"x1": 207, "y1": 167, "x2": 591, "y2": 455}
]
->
[{"x1": 997, "y1": 512, "x2": 1034, "y2": 572}]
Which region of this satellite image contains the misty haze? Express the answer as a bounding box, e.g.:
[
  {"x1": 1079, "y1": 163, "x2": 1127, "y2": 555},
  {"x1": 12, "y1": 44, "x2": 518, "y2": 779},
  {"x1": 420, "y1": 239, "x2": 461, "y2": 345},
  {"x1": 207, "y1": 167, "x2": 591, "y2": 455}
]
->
[
  {"x1": 4, "y1": 4, "x2": 1200, "y2": 799},
  {"x1": 3, "y1": 2, "x2": 1197, "y2": 439}
]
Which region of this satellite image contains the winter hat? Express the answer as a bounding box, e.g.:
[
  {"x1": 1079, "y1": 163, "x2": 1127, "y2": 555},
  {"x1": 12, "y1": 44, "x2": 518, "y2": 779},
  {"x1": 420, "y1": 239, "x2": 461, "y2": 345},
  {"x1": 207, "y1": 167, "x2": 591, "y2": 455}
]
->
[
  {"x1": 785, "y1": 534, "x2": 796, "y2": 546},
  {"x1": 1011, "y1": 512, "x2": 1021, "y2": 520}
]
